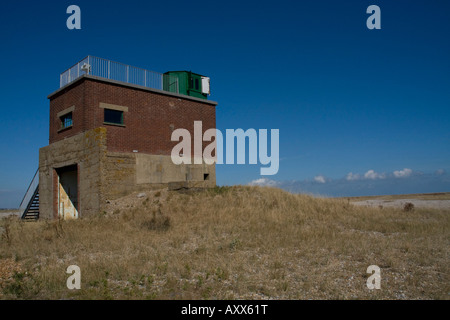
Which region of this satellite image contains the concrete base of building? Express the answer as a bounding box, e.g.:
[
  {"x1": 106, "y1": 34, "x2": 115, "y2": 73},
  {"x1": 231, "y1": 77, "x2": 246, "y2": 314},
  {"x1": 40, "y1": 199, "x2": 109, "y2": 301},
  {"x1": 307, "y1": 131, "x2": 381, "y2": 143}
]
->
[{"x1": 39, "y1": 127, "x2": 215, "y2": 219}]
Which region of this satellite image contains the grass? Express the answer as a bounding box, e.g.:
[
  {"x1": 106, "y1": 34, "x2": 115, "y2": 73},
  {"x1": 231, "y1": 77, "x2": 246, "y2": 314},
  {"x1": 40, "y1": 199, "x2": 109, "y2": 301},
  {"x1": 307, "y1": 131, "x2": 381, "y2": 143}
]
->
[{"x1": 0, "y1": 186, "x2": 449, "y2": 300}]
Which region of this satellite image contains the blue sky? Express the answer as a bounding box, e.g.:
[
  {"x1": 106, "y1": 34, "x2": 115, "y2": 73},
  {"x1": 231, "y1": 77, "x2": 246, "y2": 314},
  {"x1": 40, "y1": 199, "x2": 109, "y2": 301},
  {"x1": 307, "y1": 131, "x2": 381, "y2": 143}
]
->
[{"x1": 1, "y1": 0, "x2": 449, "y2": 207}]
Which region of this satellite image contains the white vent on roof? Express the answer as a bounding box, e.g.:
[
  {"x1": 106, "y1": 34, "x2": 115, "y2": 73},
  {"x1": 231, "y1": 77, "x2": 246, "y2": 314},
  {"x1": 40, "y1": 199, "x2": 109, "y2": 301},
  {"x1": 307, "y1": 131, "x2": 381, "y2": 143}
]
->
[{"x1": 201, "y1": 77, "x2": 210, "y2": 95}]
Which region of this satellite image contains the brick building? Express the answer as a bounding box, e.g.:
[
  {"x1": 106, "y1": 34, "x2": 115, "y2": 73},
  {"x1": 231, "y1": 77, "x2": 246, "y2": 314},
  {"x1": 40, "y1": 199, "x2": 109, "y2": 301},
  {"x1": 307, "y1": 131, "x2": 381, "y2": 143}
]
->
[{"x1": 34, "y1": 56, "x2": 217, "y2": 220}]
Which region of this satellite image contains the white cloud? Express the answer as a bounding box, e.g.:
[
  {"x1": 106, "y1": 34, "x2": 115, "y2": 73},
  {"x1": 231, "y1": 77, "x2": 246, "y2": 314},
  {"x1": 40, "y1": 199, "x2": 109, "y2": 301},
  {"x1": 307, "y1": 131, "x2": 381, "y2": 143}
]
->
[
  {"x1": 393, "y1": 168, "x2": 412, "y2": 178},
  {"x1": 364, "y1": 170, "x2": 385, "y2": 180},
  {"x1": 248, "y1": 178, "x2": 279, "y2": 187},
  {"x1": 346, "y1": 172, "x2": 361, "y2": 181},
  {"x1": 435, "y1": 169, "x2": 446, "y2": 176},
  {"x1": 314, "y1": 175, "x2": 326, "y2": 184}
]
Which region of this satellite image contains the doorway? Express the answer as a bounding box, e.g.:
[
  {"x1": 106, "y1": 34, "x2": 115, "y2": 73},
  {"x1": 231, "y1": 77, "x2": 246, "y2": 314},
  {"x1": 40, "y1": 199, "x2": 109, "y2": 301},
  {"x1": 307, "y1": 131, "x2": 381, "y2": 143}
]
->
[{"x1": 56, "y1": 165, "x2": 78, "y2": 219}]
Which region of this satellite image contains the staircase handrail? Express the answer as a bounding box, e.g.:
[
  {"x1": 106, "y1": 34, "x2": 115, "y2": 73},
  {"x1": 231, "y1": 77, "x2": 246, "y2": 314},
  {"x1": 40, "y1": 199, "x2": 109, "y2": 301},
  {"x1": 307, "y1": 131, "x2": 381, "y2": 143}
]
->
[{"x1": 19, "y1": 169, "x2": 39, "y2": 213}]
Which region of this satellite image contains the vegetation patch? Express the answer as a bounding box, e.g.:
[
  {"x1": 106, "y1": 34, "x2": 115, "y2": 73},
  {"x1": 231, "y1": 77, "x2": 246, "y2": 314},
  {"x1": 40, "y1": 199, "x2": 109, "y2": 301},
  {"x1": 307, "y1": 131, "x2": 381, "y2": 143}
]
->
[{"x1": 1, "y1": 186, "x2": 449, "y2": 299}]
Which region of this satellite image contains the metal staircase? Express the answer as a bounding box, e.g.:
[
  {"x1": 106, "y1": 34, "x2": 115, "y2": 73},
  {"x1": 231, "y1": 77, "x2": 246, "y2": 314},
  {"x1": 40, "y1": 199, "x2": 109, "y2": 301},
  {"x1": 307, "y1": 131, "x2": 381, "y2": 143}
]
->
[{"x1": 19, "y1": 169, "x2": 39, "y2": 221}]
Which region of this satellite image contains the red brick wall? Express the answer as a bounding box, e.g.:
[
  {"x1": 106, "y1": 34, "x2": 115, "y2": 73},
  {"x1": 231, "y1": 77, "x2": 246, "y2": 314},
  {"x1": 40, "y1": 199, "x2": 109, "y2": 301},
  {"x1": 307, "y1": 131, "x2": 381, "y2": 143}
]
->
[
  {"x1": 49, "y1": 81, "x2": 85, "y2": 143},
  {"x1": 49, "y1": 78, "x2": 217, "y2": 156}
]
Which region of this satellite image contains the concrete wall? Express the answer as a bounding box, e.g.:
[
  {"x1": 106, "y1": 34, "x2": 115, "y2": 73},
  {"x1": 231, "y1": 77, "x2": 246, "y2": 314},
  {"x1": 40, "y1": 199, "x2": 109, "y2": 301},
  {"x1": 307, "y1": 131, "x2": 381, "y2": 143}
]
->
[
  {"x1": 102, "y1": 152, "x2": 137, "y2": 200},
  {"x1": 135, "y1": 154, "x2": 215, "y2": 185},
  {"x1": 39, "y1": 127, "x2": 216, "y2": 218},
  {"x1": 103, "y1": 153, "x2": 216, "y2": 200},
  {"x1": 39, "y1": 128, "x2": 107, "y2": 219}
]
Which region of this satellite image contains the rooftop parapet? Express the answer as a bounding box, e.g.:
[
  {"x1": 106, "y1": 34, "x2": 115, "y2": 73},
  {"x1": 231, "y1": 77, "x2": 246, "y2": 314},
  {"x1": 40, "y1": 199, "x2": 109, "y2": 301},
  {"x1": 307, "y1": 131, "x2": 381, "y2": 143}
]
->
[{"x1": 59, "y1": 55, "x2": 179, "y2": 94}]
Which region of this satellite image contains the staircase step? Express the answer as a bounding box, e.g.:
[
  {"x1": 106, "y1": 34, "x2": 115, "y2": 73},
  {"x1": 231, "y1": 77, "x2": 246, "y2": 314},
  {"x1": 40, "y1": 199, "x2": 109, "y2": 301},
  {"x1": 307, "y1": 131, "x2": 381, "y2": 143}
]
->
[{"x1": 21, "y1": 185, "x2": 40, "y2": 221}]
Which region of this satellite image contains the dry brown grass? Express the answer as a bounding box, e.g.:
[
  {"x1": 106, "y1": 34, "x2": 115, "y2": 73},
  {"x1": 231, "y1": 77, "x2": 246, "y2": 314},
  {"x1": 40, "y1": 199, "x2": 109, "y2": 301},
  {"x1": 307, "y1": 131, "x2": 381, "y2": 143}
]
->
[{"x1": 0, "y1": 186, "x2": 449, "y2": 300}]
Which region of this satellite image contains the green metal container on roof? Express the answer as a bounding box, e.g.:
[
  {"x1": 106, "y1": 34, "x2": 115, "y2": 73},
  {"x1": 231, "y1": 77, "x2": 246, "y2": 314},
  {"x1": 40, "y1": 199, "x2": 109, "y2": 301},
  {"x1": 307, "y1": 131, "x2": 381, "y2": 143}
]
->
[{"x1": 163, "y1": 71, "x2": 210, "y2": 100}]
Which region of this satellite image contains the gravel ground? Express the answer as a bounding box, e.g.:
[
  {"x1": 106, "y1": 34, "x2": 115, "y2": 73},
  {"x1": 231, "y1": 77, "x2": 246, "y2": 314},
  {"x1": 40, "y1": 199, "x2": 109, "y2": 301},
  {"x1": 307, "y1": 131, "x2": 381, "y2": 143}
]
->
[{"x1": 352, "y1": 199, "x2": 450, "y2": 210}]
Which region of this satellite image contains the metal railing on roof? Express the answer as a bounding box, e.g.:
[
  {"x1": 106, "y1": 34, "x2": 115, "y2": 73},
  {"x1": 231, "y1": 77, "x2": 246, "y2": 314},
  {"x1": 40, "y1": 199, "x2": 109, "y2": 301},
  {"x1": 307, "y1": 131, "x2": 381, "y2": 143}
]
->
[{"x1": 59, "y1": 56, "x2": 179, "y2": 93}]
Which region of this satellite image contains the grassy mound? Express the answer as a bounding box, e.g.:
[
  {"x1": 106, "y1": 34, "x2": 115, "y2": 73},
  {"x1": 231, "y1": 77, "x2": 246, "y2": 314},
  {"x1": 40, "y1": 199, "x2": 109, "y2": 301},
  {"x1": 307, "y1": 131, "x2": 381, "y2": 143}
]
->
[{"x1": 0, "y1": 186, "x2": 448, "y2": 299}]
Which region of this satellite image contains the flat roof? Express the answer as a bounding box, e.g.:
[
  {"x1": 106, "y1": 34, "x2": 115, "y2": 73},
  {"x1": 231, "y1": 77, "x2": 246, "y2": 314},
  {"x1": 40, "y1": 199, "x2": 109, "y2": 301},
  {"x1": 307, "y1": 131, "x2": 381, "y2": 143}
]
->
[{"x1": 48, "y1": 74, "x2": 218, "y2": 106}]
